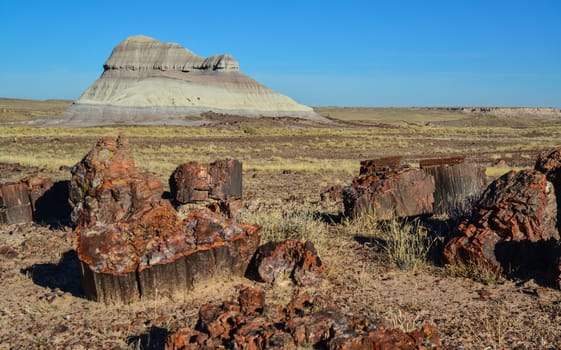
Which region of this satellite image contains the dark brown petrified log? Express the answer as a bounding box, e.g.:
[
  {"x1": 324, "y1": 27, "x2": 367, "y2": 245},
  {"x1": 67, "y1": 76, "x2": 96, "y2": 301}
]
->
[
  {"x1": 343, "y1": 168, "x2": 435, "y2": 219},
  {"x1": 0, "y1": 181, "x2": 32, "y2": 224},
  {"x1": 420, "y1": 157, "x2": 486, "y2": 217}
]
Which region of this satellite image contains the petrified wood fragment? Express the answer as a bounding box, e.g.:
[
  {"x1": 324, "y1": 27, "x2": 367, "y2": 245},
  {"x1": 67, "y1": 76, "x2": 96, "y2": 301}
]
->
[
  {"x1": 170, "y1": 159, "x2": 242, "y2": 204},
  {"x1": 443, "y1": 169, "x2": 559, "y2": 275},
  {"x1": 69, "y1": 135, "x2": 163, "y2": 227},
  {"x1": 343, "y1": 168, "x2": 435, "y2": 219},
  {"x1": 251, "y1": 240, "x2": 325, "y2": 286},
  {"x1": 420, "y1": 157, "x2": 486, "y2": 217},
  {"x1": 359, "y1": 156, "x2": 402, "y2": 175},
  {"x1": 0, "y1": 181, "x2": 32, "y2": 224},
  {"x1": 165, "y1": 287, "x2": 442, "y2": 350},
  {"x1": 72, "y1": 136, "x2": 260, "y2": 303}
]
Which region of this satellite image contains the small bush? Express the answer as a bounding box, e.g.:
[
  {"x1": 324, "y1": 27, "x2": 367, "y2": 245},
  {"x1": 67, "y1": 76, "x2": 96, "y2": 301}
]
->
[
  {"x1": 240, "y1": 202, "x2": 325, "y2": 246},
  {"x1": 343, "y1": 212, "x2": 435, "y2": 271},
  {"x1": 443, "y1": 261, "x2": 503, "y2": 285}
]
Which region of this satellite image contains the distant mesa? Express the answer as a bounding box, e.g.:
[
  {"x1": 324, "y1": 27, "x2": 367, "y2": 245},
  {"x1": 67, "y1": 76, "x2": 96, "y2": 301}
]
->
[{"x1": 47, "y1": 35, "x2": 325, "y2": 126}]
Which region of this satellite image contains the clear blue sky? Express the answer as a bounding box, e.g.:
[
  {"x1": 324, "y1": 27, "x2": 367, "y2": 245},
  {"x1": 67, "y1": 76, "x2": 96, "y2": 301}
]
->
[{"x1": 1, "y1": 0, "x2": 559, "y2": 107}]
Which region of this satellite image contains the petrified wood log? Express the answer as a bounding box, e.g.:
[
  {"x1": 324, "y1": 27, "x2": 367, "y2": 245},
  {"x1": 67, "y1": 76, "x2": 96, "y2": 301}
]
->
[
  {"x1": 72, "y1": 136, "x2": 260, "y2": 303},
  {"x1": 359, "y1": 156, "x2": 402, "y2": 175},
  {"x1": 343, "y1": 168, "x2": 435, "y2": 219},
  {"x1": 77, "y1": 205, "x2": 260, "y2": 303},
  {"x1": 0, "y1": 182, "x2": 32, "y2": 224},
  {"x1": 169, "y1": 159, "x2": 242, "y2": 204},
  {"x1": 251, "y1": 240, "x2": 325, "y2": 286},
  {"x1": 443, "y1": 169, "x2": 559, "y2": 275},
  {"x1": 420, "y1": 157, "x2": 486, "y2": 217},
  {"x1": 165, "y1": 287, "x2": 442, "y2": 350}
]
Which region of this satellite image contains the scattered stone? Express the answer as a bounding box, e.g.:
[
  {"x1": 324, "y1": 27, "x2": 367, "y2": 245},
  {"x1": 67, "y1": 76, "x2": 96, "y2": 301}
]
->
[
  {"x1": 320, "y1": 185, "x2": 343, "y2": 202},
  {"x1": 444, "y1": 169, "x2": 559, "y2": 275},
  {"x1": 165, "y1": 287, "x2": 442, "y2": 350},
  {"x1": 0, "y1": 181, "x2": 33, "y2": 224},
  {"x1": 420, "y1": 157, "x2": 486, "y2": 217},
  {"x1": 72, "y1": 136, "x2": 260, "y2": 303},
  {"x1": 251, "y1": 240, "x2": 325, "y2": 286}
]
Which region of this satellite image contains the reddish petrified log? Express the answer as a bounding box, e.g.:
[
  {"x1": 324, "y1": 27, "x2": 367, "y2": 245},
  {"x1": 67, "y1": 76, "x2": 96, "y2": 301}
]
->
[
  {"x1": 535, "y1": 147, "x2": 561, "y2": 182},
  {"x1": 343, "y1": 168, "x2": 435, "y2": 219},
  {"x1": 165, "y1": 287, "x2": 442, "y2": 350},
  {"x1": 72, "y1": 136, "x2": 260, "y2": 303},
  {"x1": 420, "y1": 157, "x2": 486, "y2": 217},
  {"x1": 169, "y1": 159, "x2": 242, "y2": 204},
  {"x1": 359, "y1": 156, "x2": 402, "y2": 175},
  {"x1": 69, "y1": 135, "x2": 163, "y2": 227},
  {"x1": 443, "y1": 169, "x2": 559, "y2": 274},
  {"x1": 251, "y1": 240, "x2": 325, "y2": 286},
  {"x1": 0, "y1": 181, "x2": 32, "y2": 224}
]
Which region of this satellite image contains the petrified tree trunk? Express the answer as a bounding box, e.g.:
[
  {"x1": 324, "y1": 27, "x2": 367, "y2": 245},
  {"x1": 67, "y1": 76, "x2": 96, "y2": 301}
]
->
[
  {"x1": 420, "y1": 157, "x2": 486, "y2": 217},
  {"x1": 444, "y1": 169, "x2": 559, "y2": 275},
  {"x1": 0, "y1": 182, "x2": 32, "y2": 224},
  {"x1": 72, "y1": 136, "x2": 260, "y2": 303},
  {"x1": 343, "y1": 168, "x2": 435, "y2": 219}
]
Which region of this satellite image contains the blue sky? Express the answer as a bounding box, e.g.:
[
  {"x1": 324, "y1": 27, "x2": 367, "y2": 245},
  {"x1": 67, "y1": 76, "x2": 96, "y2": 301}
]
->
[{"x1": 0, "y1": 0, "x2": 559, "y2": 107}]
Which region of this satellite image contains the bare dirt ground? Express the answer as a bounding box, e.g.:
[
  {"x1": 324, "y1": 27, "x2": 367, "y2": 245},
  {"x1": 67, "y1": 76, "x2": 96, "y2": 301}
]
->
[{"x1": 1, "y1": 99, "x2": 561, "y2": 349}]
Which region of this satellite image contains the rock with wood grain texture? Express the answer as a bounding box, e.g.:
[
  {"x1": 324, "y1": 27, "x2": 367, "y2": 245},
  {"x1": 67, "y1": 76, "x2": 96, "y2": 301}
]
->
[
  {"x1": 169, "y1": 159, "x2": 242, "y2": 203},
  {"x1": 343, "y1": 167, "x2": 435, "y2": 219},
  {"x1": 443, "y1": 169, "x2": 559, "y2": 274},
  {"x1": 50, "y1": 35, "x2": 325, "y2": 126},
  {"x1": 420, "y1": 157, "x2": 486, "y2": 217},
  {"x1": 72, "y1": 136, "x2": 260, "y2": 303},
  {"x1": 69, "y1": 135, "x2": 163, "y2": 227},
  {"x1": 0, "y1": 181, "x2": 32, "y2": 224},
  {"x1": 165, "y1": 287, "x2": 442, "y2": 350},
  {"x1": 251, "y1": 240, "x2": 325, "y2": 286}
]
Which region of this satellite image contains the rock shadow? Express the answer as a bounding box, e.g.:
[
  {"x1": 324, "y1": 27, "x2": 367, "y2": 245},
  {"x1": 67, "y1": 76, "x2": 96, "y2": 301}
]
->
[
  {"x1": 495, "y1": 238, "x2": 560, "y2": 288},
  {"x1": 126, "y1": 326, "x2": 168, "y2": 350},
  {"x1": 21, "y1": 249, "x2": 83, "y2": 297},
  {"x1": 33, "y1": 180, "x2": 72, "y2": 227}
]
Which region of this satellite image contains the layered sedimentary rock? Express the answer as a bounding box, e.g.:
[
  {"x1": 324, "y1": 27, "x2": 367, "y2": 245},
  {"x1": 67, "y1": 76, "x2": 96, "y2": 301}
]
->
[
  {"x1": 71, "y1": 135, "x2": 260, "y2": 303},
  {"x1": 51, "y1": 35, "x2": 324, "y2": 126}
]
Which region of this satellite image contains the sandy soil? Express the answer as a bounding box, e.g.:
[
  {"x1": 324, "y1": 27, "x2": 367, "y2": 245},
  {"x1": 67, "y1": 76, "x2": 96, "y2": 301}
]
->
[{"x1": 1, "y1": 100, "x2": 561, "y2": 349}]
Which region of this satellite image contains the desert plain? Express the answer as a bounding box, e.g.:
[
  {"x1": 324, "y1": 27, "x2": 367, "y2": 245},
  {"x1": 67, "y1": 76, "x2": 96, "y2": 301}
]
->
[{"x1": 1, "y1": 98, "x2": 561, "y2": 349}]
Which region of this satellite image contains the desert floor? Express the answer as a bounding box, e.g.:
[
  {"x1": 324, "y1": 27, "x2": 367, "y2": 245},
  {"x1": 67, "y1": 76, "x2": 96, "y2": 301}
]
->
[{"x1": 1, "y1": 99, "x2": 560, "y2": 349}]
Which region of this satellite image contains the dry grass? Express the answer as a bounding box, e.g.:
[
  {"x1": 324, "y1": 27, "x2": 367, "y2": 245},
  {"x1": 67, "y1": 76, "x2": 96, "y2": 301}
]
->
[{"x1": 2, "y1": 101, "x2": 561, "y2": 349}]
